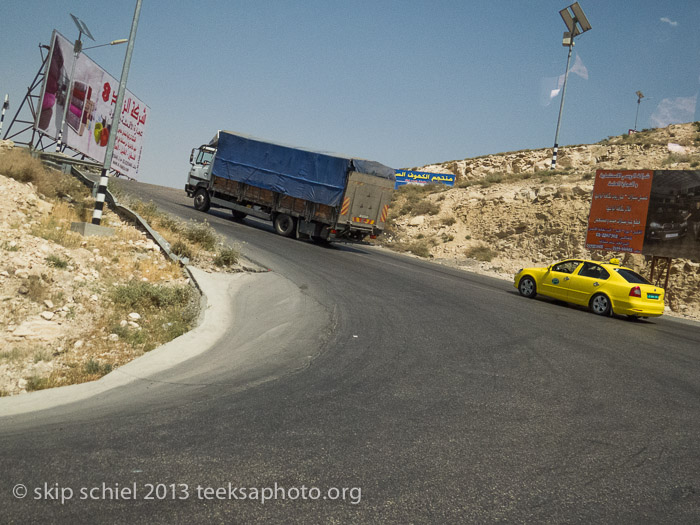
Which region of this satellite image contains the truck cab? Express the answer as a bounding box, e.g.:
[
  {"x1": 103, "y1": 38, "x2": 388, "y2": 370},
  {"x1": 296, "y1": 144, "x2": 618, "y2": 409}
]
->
[{"x1": 185, "y1": 145, "x2": 216, "y2": 198}]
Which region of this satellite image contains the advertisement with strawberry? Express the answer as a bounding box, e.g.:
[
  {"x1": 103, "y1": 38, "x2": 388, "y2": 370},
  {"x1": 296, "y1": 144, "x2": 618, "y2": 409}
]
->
[{"x1": 34, "y1": 30, "x2": 148, "y2": 178}]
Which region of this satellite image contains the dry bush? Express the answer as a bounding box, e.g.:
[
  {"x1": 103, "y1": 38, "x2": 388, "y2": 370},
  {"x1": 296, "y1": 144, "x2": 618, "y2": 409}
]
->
[
  {"x1": 0, "y1": 148, "x2": 90, "y2": 202},
  {"x1": 386, "y1": 238, "x2": 436, "y2": 258},
  {"x1": 465, "y1": 245, "x2": 497, "y2": 262}
]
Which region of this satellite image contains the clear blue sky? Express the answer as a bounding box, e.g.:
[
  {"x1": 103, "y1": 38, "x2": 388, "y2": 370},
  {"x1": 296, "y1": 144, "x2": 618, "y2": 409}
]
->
[{"x1": 1, "y1": 1, "x2": 698, "y2": 188}]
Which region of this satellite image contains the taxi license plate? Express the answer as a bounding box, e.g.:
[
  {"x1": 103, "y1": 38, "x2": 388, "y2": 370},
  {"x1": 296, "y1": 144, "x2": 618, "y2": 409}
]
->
[
  {"x1": 666, "y1": 233, "x2": 679, "y2": 239},
  {"x1": 647, "y1": 293, "x2": 659, "y2": 300}
]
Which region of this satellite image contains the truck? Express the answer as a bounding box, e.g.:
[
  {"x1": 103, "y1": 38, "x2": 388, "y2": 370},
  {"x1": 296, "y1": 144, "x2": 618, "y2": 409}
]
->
[{"x1": 185, "y1": 131, "x2": 395, "y2": 243}]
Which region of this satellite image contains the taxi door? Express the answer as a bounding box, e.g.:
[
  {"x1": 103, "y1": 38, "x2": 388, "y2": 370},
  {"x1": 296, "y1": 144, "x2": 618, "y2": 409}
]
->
[
  {"x1": 539, "y1": 260, "x2": 583, "y2": 301},
  {"x1": 565, "y1": 262, "x2": 610, "y2": 307}
]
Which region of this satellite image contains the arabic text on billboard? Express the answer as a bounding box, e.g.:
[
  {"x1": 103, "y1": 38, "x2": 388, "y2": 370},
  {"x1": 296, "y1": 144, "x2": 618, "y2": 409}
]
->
[
  {"x1": 34, "y1": 31, "x2": 148, "y2": 178},
  {"x1": 395, "y1": 170, "x2": 455, "y2": 189},
  {"x1": 585, "y1": 170, "x2": 653, "y2": 253},
  {"x1": 586, "y1": 169, "x2": 700, "y2": 262}
]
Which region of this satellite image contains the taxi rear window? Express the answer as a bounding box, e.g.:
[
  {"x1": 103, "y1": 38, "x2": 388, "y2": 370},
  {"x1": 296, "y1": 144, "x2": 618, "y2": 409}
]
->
[{"x1": 614, "y1": 268, "x2": 651, "y2": 285}]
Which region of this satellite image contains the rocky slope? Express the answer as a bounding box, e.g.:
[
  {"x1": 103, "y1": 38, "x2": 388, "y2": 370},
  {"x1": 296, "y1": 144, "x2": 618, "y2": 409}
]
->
[{"x1": 383, "y1": 122, "x2": 700, "y2": 320}]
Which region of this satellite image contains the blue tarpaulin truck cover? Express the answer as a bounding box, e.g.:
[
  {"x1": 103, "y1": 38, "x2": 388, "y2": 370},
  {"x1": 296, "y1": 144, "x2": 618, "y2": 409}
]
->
[{"x1": 211, "y1": 131, "x2": 394, "y2": 208}]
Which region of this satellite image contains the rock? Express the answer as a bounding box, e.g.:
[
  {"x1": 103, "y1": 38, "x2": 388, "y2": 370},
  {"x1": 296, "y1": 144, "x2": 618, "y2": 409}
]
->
[
  {"x1": 128, "y1": 312, "x2": 141, "y2": 321},
  {"x1": 40, "y1": 311, "x2": 55, "y2": 321},
  {"x1": 14, "y1": 269, "x2": 29, "y2": 279},
  {"x1": 44, "y1": 299, "x2": 54, "y2": 309},
  {"x1": 128, "y1": 321, "x2": 140, "y2": 328},
  {"x1": 408, "y1": 216, "x2": 426, "y2": 227},
  {"x1": 12, "y1": 320, "x2": 63, "y2": 340},
  {"x1": 120, "y1": 320, "x2": 128, "y2": 327},
  {"x1": 108, "y1": 334, "x2": 120, "y2": 342},
  {"x1": 74, "y1": 340, "x2": 84, "y2": 349}
]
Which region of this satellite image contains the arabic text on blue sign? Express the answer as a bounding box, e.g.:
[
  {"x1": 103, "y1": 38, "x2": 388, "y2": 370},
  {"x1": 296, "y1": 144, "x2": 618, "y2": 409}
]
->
[{"x1": 394, "y1": 170, "x2": 456, "y2": 189}]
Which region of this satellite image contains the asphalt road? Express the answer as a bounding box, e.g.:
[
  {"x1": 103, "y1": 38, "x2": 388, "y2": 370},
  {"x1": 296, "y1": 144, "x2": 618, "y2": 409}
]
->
[{"x1": 2, "y1": 180, "x2": 700, "y2": 523}]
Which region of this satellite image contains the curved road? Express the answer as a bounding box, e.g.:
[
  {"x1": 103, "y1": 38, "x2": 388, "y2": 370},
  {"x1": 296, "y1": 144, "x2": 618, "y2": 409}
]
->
[{"x1": 2, "y1": 180, "x2": 700, "y2": 523}]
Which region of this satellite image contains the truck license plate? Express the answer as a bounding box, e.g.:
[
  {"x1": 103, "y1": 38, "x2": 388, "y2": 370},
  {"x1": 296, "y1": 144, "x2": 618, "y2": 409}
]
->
[{"x1": 666, "y1": 233, "x2": 678, "y2": 239}]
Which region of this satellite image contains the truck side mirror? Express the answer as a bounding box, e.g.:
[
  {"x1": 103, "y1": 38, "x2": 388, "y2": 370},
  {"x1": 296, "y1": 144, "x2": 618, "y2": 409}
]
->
[{"x1": 189, "y1": 149, "x2": 195, "y2": 164}]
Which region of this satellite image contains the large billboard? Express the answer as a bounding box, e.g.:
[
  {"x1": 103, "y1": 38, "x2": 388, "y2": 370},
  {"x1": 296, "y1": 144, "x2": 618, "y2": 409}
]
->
[
  {"x1": 35, "y1": 31, "x2": 148, "y2": 178},
  {"x1": 586, "y1": 169, "x2": 700, "y2": 261}
]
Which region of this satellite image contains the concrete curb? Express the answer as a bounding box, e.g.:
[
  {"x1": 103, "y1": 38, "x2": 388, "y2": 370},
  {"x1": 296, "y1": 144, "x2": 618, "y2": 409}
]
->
[{"x1": 0, "y1": 268, "x2": 252, "y2": 417}]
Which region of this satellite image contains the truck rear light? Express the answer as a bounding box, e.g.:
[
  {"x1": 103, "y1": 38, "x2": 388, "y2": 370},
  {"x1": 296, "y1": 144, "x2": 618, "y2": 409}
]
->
[
  {"x1": 370, "y1": 234, "x2": 377, "y2": 239},
  {"x1": 629, "y1": 286, "x2": 642, "y2": 298},
  {"x1": 330, "y1": 229, "x2": 337, "y2": 235}
]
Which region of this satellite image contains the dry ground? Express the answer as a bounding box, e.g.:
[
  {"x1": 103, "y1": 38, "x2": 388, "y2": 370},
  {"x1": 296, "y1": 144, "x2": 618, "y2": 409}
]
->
[{"x1": 0, "y1": 147, "x2": 244, "y2": 396}]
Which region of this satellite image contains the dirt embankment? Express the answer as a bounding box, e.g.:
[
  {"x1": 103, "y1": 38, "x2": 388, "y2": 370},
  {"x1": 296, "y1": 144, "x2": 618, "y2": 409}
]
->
[
  {"x1": 382, "y1": 123, "x2": 700, "y2": 321},
  {"x1": 0, "y1": 147, "x2": 245, "y2": 396}
]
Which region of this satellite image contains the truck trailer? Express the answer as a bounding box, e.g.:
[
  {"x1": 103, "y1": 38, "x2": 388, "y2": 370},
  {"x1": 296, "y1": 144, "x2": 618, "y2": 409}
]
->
[{"x1": 185, "y1": 131, "x2": 395, "y2": 242}]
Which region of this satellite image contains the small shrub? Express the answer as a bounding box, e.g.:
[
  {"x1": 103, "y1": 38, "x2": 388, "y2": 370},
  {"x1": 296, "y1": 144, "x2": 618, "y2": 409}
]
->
[
  {"x1": 465, "y1": 245, "x2": 497, "y2": 262},
  {"x1": 33, "y1": 350, "x2": 51, "y2": 363},
  {"x1": 26, "y1": 275, "x2": 49, "y2": 303},
  {"x1": 46, "y1": 254, "x2": 69, "y2": 269},
  {"x1": 84, "y1": 359, "x2": 112, "y2": 377},
  {"x1": 387, "y1": 238, "x2": 436, "y2": 258},
  {"x1": 25, "y1": 375, "x2": 52, "y2": 392},
  {"x1": 662, "y1": 153, "x2": 696, "y2": 166},
  {"x1": 441, "y1": 215, "x2": 457, "y2": 226},
  {"x1": 171, "y1": 240, "x2": 193, "y2": 259},
  {"x1": 184, "y1": 221, "x2": 217, "y2": 250},
  {"x1": 402, "y1": 199, "x2": 440, "y2": 217},
  {"x1": 214, "y1": 246, "x2": 239, "y2": 267},
  {"x1": 2, "y1": 241, "x2": 19, "y2": 251},
  {"x1": 441, "y1": 233, "x2": 454, "y2": 243},
  {"x1": 479, "y1": 172, "x2": 504, "y2": 187},
  {"x1": 111, "y1": 281, "x2": 192, "y2": 311},
  {"x1": 405, "y1": 240, "x2": 433, "y2": 258}
]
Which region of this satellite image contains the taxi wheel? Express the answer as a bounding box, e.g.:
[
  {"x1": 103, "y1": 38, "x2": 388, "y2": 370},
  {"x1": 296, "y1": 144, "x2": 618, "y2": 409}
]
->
[
  {"x1": 518, "y1": 276, "x2": 537, "y2": 298},
  {"x1": 589, "y1": 293, "x2": 611, "y2": 316}
]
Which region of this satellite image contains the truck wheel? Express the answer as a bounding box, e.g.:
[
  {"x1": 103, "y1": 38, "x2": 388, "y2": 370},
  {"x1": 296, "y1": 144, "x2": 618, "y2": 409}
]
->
[
  {"x1": 193, "y1": 188, "x2": 210, "y2": 212},
  {"x1": 231, "y1": 210, "x2": 247, "y2": 220},
  {"x1": 273, "y1": 214, "x2": 296, "y2": 237}
]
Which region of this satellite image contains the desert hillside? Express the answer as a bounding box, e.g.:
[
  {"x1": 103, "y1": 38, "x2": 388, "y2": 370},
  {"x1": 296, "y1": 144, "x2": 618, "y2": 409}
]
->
[{"x1": 382, "y1": 122, "x2": 700, "y2": 320}]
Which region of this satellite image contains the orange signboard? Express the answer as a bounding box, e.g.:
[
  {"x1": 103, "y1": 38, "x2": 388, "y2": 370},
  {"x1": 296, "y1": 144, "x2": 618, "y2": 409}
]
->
[{"x1": 585, "y1": 170, "x2": 654, "y2": 253}]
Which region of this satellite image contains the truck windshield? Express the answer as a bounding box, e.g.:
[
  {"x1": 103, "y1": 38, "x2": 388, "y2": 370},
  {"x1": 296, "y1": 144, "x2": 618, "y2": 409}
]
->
[{"x1": 196, "y1": 149, "x2": 214, "y2": 165}]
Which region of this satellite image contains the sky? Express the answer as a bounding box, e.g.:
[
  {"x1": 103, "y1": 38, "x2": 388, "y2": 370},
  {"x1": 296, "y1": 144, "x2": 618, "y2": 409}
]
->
[{"x1": 1, "y1": 1, "x2": 699, "y2": 188}]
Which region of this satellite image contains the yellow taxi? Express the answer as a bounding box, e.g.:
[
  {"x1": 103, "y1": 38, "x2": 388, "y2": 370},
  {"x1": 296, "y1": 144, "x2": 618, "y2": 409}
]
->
[{"x1": 514, "y1": 258, "x2": 665, "y2": 318}]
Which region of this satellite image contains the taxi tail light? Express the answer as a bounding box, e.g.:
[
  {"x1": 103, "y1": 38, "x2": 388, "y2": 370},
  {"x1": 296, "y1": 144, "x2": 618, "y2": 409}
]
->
[{"x1": 629, "y1": 286, "x2": 642, "y2": 298}]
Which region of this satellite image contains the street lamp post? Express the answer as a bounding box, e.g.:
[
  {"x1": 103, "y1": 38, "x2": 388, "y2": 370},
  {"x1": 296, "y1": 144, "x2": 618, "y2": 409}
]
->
[
  {"x1": 634, "y1": 91, "x2": 645, "y2": 132},
  {"x1": 550, "y1": 2, "x2": 592, "y2": 170},
  {"x1": 91, "y1": 0, "x2": 142, "y2": 226}
]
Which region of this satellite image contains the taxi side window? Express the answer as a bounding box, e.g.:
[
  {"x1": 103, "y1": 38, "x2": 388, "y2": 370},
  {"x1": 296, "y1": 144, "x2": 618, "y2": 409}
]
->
[
  {"x1": 578, "y1": 262, "x2": 610, "y2": 280},
  {"x1": 552, "y1": 261, "x2": 581, "y2": 274}
]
